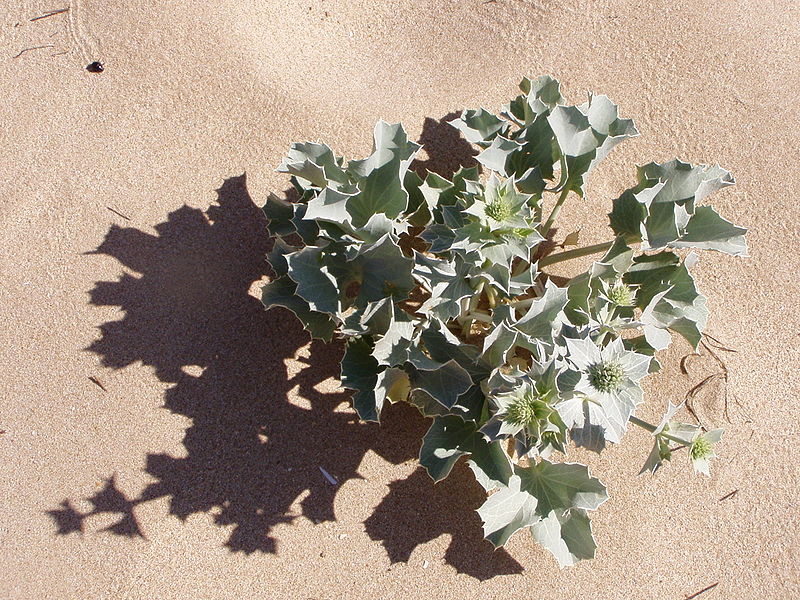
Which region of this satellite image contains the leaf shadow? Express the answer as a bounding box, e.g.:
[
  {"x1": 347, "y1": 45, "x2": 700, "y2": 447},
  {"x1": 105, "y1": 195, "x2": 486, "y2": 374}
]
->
[{"x1": 50, "y1": 114, "x2": 521, "y2": 579}]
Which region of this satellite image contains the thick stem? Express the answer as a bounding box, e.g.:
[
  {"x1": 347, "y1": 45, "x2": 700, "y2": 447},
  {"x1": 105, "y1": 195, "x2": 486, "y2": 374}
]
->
[
  {"x1": 538, "y1": 240, "x2": 615, "y2": 268},
  {"x1": 540, "y1": 187, "x2": 571, "y2": 236},
  {"x1": 509, "y1": 296, "x2": 536, "y2": 310},
  {"x1": 629, "y1": 416, "x2": 688, "y2": 446},
  {"x1": 462, "y1": 310, "x2": 492, "y2": 324},
  {"x1": 461, "y1": 280, "x2": 486, "y2": 337},
  {"x1": 486, "y1": 284, "x2": 498, "y2": 308},
  {"x1": 629, "y1": 415, "x2": 657, "y2": 433},
  {"x1": 511, "y1": 258, "x2": 529, "y2": 277}
]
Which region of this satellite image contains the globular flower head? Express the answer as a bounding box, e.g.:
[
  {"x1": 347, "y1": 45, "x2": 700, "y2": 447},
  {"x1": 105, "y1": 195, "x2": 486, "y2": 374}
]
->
[
  {"x1": 505, "y1": 389, "x2": 552, "y2": 427},
  {"x1": 566, "y1": 337, "x2": 650, "y2": 396},
  {"x1": 689, "y1": 436, "x2": 712, "y2": 461},
  {"x1": 464, "y1": 174, "x2": 533, "y2": 231},
  {"x1": 607, "y1": 281, "x2": 635, "y2": 307},
  {"x1": 689, "y1": 429, "x2": 724, "y2": 476},
  {"x1": 589, "y1": 361, "x2": 625, "y2": 393},
  {"x1": 562, "y1": 336, "x2": 653, "y2": 443},
  {"x1": 480, "y1": 361, "x2": 566, "y2": 456},
  {"x1": 486, "y1": 189, "x2": 515, "y2": 222}
]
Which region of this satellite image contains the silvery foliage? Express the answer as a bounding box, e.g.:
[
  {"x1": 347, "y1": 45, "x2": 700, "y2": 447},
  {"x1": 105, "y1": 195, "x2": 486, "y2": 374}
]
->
[{"x1": 260, "y1": 76, "x2": 748, "y2": 567}]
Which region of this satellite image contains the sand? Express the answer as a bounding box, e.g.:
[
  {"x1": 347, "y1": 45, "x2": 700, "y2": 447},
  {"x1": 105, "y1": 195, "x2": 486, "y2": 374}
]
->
[{"x1": 2, "y1": 0, "x2": 799, "y2": 598}]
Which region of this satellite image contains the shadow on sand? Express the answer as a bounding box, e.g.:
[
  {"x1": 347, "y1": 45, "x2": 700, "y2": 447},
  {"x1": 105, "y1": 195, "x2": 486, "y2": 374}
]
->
[{"x1": 49, "y1": 114, "x2": 523, "y2": 579}]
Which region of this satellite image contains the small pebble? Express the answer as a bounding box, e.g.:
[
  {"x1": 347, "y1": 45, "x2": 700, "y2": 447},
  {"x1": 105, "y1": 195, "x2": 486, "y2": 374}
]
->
[{"x1": 86, "y1": 61, "x2": 104, "y2": 73}]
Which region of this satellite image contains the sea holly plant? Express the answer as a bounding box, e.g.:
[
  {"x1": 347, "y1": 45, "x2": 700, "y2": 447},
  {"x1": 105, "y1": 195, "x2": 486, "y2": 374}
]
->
[{"x1": 260, "y1": 76, "x2": 747, "y2": 567}]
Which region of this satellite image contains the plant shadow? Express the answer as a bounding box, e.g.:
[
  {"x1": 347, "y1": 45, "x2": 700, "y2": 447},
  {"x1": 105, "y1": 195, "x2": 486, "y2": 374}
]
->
[{"x1": 49, "y1": 114, "x2": 522, "y2": 579}]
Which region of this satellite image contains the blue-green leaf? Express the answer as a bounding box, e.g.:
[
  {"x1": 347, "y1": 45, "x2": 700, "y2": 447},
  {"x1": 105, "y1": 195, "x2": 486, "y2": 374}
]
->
[
  {"x1": 353, "y1": 234, "x2": 415, "y2": 306},
  {"x1": 260, "y1": 276, "x2": 336, "y2": 341},
  {"x1": 477, "y1": 474, "x2": 539, "y2": 547},
  {"x1": 345, "y1": 121, "x2": 420, "y2": 227},
  {"x1": 531, "y1": 509, "x2": 597, "y2": 567},
  {"x1": 286, "y1": 245, "x2": 345, "y2": 316},
  {"x1": 450, "y1": 108, "x2": 509, "y2": 147},
  {"x1": 409, "y1": 359, "x2": 474, "y2": 411}
]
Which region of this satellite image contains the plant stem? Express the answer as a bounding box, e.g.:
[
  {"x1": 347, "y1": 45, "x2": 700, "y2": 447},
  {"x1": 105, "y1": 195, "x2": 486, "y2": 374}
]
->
[
  {"x1": 509, "y1": 296, "x2": 536, "y2": 310},
  {"x1": 461, "y1": 280, "x2": 486, "y2": 337},
  {"x1": 511, "y1": 258, "x2": 529, "y2": 277},
  {"x1": 629, "y1": 416, "x2": 688, "y2": 446},
  {"x1": 629, "y1": 416, "x2": 657, "y2": 433},
  {"x1": 486, "y1": 285, "x2": 497, "y2": 308},
  {"x1": 540, "y1": 187, "x2": 571, "y2": 236},
  {"x1": 462, "y1": 311, "x2": 492, "y2": 324},
  {"x1": 538, "y1": 240, "x2": 615, "y2": 267}
]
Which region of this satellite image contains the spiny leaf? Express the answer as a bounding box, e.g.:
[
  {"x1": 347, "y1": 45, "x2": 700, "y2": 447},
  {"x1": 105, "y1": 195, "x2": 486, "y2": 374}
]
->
[
  {"x1": 345, "y1": 121, "x2": 420, "y2": 227},
  {"x1": 285, "y1": 245, "x2": 345, "y2": 316},
  {"x1": 262, "y1": 193, "x2": 295, "y2": 237},
  {"x1": 277, "y1": 141, "x2": 349, "y2": 190},
  {"x1": 261, "y1": 276, "x2": 336, "y2": 341},
  {"x1": 341, "y1": 339, "x2": 409, "y2": 422},
  {"x1": 515, "y1": 460, "x2": 608, "y2": 515},
  {"x1": 548, "y1": 96, "x2": 638, "y2": 195},
  {"x1": 477, "y1": 474, "x2": 539, "y2": 547},
  {"x1": 610, "y1": 159, "x2": 745, "y2": 256},
  {"x1": 353, "y1": 234, "x2": 415, "y2": 306},
  {"x1": 419, "y1": 416, "x2": 509, "y2": 484},
  {"x1": 531, "y1": 509, "x2": 597, "y2": 567},
  {"x1": 450, "y1": 108, "x2": 509, "y2": 147},
  {"x1": 409, "y1": 359, "x2": 474, "y2": 411},
  {"x1": 514, "y1": 280, "x2": 569, "y2": 342}
]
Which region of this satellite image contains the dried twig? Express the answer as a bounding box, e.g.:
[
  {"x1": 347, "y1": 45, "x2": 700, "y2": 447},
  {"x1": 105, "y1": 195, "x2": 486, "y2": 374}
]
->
[
  {"x1": 684, "y1": 373, "x2": 721, "y2": 427},
  {"x1": 703, "y1": 333, "x2": 738, "y2": 352},
  {"x1": 106, "y1": 206, "x2": 131, "y2": 221},
  {"x1": 680, "y1": 351, "x2": 700, "y2": 375},
  {"x1": 12, "y1": 45, "x2": 55, "y2": 58},
  {"x1": 718, "y1": 489, "x2": 738, "y2": 502},
  {"x1": 680, "y1": 334, "x2": 737, "y2": 425},
  {"x1": 701, "y1": 338, "x2": 733, "y2": 423},
  {"x1": 30, "y1": 8, "x2": 69, "y2": 22},
  {"x1": 684, "y1": 582, "x2": 719, "y2": 599},
  {"x1": 88, "y1": 376, "x2": 107, "y2": 392}
]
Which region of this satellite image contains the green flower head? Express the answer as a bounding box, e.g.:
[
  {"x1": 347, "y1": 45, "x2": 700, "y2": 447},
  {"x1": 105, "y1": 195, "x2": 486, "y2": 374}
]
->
[
  {"x1": 608, "y1": 282, "x2": 635, "y2": 307},
  {"x1": 464, "y1": 174, "x2": 532, "y2": 231},
  {"x1": 689, "y1": 429, "x2": 724, "y2": 476},
  {"x1": 506, "y1": 389, "x2": 551, "y2": 427},
  {"x1": 689, "y1": 435, "x2": 713, "y2": 461},
  {"x1": 589, "y1": 361, "x2": 625, "y2": 393},
  {"x1": 486, "y1": 188, "x2": 515, "y2": 222},
  {"x1": 480, "y1": 362, "x2": 566, "y2": 456}
]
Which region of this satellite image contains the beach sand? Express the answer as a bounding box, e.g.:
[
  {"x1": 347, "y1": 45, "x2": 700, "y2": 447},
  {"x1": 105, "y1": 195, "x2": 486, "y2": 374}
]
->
[{"x1": 2, "y1": 0, "x2": 799, "y2": 598}]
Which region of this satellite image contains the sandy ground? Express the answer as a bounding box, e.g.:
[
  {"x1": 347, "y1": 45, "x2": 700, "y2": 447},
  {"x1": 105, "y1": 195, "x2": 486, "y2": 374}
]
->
[{"x1": 2, "y1": 0, "x2": 799, "y2": 598}]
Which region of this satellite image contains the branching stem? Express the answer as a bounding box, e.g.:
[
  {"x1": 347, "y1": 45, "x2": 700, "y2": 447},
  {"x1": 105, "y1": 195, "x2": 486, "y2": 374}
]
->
[
  {"x1": 508, "y1": 296, "x2": 536, "y2": 310},
  {"x1": 629, "y1": 416, "x2": 688, "y2": 446}
]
